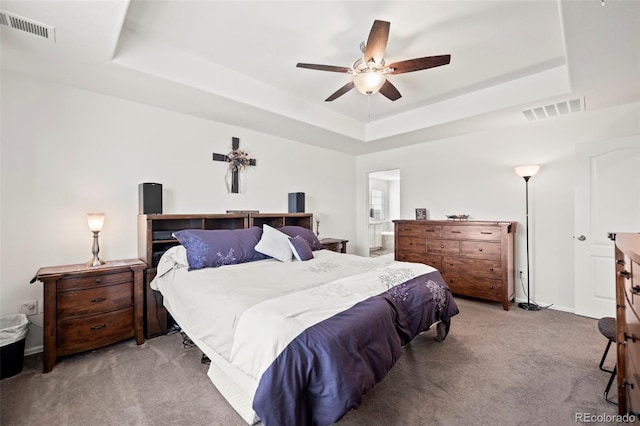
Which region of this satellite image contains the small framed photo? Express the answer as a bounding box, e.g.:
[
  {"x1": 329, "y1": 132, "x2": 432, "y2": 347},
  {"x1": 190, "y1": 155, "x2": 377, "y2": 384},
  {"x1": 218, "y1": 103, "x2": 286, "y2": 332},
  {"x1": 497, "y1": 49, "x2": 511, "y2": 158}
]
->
[{"x1": 415, "y1": 208, "x2": 428, "y2": 220}]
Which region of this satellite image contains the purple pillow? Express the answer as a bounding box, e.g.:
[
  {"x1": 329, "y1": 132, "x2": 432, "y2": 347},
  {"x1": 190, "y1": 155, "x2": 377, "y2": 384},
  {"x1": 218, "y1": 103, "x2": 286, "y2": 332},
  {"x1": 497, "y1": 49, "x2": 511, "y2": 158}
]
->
[
  {"x1": 173, "y1": 227, "x2": 268, "y2": 270},
  {"x1": 278, "y1": 226, "x2": 323, "y2": 251},
  {"x1": 288, "y1": 235, "x2": 314, "y2": 261}
]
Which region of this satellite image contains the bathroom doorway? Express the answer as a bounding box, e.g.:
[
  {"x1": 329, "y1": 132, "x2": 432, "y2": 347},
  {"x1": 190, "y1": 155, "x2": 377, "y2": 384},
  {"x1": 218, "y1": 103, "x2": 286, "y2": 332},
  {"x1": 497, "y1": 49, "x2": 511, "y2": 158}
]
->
[{"x1": 368, "y1": 169, "x2": 400, "y2": 257}]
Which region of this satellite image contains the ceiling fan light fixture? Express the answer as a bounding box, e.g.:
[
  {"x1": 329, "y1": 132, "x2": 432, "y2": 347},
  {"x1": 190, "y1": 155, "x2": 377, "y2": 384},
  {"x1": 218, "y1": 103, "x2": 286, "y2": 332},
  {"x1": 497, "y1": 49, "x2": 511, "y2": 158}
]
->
[{"x1": 353, "y1": 71, "x2": 386, "y2": 95}]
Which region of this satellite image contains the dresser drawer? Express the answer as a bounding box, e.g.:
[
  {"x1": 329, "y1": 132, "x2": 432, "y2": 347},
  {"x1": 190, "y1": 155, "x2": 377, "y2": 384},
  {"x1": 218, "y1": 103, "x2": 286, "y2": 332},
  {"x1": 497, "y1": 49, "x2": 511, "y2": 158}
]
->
[
  {"x1": 56, "y1": 307, "x2": 134, "y2": 356},
  {"x1": 397, "y1": 224, "x2": 426, "y2": 237},
  {"x1": 396, "y1": 252, "x2": 442, "y2": 270},
  {"x1": 442, "y1": 257, "x2": 502, "y2": 278},
  {"x1": 57, "y1": 282, "x2": 133, "y2": 319},
  {"x1": 442, "y1": 225, "x2": 500, "y2": 241},
  {"x1": 460, "y1": 241, "x2": 501, "y2": 260},
  {"x1": 57, "y1": 271, "x2": 133, "y2": 291},
  {"x1": 427, "y1": 239, "x2": 460, "y2": 255},
  {"x1": 443, "y1": 273, "x2": 503, "y2": 302},
  {"x1": 397, "y1": 237, "x2": 426, "y2": 253}
]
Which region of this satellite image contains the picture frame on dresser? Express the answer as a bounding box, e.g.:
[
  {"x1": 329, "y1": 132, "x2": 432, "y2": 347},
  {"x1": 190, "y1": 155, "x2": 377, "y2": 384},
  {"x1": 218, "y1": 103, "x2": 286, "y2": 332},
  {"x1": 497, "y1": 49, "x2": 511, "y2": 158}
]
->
[{"x1": 415, "y1": 208, "x2": 428, "y2": 220}]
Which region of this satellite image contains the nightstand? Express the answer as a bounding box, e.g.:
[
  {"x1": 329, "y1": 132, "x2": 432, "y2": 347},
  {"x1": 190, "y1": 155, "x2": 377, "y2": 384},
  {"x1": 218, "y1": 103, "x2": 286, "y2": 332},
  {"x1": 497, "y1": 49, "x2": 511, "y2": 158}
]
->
[
  {"x1": 320, "y1": 238, "x2": 349, "y2": 253},
  {"x1": 35, "y1": 259, "x2": 146, "y2": 373}
]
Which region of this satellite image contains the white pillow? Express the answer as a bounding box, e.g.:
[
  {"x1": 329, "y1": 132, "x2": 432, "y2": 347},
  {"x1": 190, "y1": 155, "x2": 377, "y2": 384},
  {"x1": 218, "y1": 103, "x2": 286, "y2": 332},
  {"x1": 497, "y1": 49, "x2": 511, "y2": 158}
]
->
[{"x1": 255, "y1": 224, "x2": 293, "y2": 262}]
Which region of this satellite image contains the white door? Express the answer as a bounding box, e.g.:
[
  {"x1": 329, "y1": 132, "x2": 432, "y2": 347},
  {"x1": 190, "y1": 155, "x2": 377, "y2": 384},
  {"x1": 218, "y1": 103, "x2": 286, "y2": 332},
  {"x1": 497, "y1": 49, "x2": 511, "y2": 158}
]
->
[{"x1": 574, "y1": 136, "x2": 640, "y2": 318}]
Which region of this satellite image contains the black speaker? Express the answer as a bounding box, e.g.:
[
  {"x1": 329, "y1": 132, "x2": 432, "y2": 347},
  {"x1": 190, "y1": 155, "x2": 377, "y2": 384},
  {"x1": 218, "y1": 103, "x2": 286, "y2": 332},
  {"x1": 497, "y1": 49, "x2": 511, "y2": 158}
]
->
[
  {"x1": 139, "y1": 183, "x2": 163, "y2": 214},
  {"x1": 288, "y1": 192, "x2": 305, "y2": 213}
]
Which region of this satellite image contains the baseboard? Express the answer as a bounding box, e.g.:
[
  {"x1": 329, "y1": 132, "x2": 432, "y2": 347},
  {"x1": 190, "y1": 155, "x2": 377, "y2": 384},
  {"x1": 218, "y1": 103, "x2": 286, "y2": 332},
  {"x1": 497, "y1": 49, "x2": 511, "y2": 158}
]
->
[{"x1": 24, "y1": 345, "x2": 43, "y2": 356}]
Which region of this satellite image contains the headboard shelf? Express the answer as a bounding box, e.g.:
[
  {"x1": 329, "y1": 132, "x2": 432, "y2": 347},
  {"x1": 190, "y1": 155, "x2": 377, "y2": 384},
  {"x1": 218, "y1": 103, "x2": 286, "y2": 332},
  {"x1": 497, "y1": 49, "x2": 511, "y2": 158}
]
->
[
  {"x1": 138, "y1": 212, "x2": 313, "y2": 337},
  {"x1": 249, "y1": 212, "x2": 313, "y2": 229}
]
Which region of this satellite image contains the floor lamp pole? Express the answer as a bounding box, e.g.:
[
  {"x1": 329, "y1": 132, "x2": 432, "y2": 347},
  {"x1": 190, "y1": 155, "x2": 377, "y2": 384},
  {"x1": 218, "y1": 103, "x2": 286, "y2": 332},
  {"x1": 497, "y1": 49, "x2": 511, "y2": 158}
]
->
[{"x1": 518, "y1": 175, "x2": 540, "y2": 311}]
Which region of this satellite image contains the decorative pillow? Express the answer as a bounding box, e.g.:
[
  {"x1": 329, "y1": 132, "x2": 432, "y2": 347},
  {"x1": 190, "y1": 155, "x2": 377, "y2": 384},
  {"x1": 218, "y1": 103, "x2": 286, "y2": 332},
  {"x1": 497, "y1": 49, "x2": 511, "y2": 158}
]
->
[
  {"x1": 254, "y1": 224, "x2": 293, "y2": 262},
  {"x1": 278, "y1": 226, "x2": 323, "y2": 251},
  {"x1": 173, "y1": 227, "x2": 267, "y2": 270},
  {"x1": 288, "y1": 235, "x2": 314, "y2": 261}
]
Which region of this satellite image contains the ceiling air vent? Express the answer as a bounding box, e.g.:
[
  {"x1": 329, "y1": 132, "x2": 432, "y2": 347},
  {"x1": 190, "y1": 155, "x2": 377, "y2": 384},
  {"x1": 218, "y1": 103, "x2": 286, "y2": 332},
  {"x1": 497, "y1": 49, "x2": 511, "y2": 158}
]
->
[
  {"x1": 0, "y1": 10, "x2": 55, "y2": 42},
  {"x1": 522, "y1": 98, "x2": 584, "y2": 121}
]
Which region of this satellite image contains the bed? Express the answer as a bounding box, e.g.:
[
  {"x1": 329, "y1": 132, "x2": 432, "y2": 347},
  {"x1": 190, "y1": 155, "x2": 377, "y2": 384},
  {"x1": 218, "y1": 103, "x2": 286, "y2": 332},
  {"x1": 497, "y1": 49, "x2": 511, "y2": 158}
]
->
[{"x1": 150, "y1": 223, "x2": 459, "y2": 425}]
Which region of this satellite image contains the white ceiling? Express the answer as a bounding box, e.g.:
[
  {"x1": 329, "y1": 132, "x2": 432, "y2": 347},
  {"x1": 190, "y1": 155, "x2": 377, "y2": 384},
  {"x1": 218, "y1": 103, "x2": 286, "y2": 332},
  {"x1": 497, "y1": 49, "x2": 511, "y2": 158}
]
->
[{"x1": 1, "y1": 0, "x2": 638, "y2": 154}]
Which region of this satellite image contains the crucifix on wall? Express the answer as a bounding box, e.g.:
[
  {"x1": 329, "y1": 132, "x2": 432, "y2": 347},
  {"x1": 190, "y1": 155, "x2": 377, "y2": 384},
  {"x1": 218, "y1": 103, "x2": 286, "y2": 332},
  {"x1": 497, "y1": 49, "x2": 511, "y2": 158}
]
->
[{"x1": 212, "y1": 137, "x2": 257, "y2": 193}]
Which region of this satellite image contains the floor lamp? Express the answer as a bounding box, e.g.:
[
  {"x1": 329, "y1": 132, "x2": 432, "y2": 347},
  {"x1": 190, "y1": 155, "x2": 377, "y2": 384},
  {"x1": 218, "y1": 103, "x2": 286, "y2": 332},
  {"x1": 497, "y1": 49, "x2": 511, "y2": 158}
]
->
[{"x1": 515, "y1": 165, "x2": 540, "y2": 311}]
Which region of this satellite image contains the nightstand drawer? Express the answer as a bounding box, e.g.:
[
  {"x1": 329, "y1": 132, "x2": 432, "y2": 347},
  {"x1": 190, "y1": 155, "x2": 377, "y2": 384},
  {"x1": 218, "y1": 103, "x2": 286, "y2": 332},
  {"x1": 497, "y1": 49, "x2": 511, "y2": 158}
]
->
[
  {"x1": 57, "y1": 271, "x2": 133, "y2": 291},
  {"x1": 56, "y1": 307, "x2": 134, "y2": 356},
  {"x1": 57, "y1": 282, "x2": 133, "y2": 319}
]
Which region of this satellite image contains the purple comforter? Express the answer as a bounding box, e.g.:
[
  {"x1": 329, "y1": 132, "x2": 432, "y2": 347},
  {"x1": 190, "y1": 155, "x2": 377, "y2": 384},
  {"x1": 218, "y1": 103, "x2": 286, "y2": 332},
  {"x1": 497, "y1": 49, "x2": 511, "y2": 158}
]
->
[{"x1": 252, "y1": 270, "x2": 459, "y2": 426}]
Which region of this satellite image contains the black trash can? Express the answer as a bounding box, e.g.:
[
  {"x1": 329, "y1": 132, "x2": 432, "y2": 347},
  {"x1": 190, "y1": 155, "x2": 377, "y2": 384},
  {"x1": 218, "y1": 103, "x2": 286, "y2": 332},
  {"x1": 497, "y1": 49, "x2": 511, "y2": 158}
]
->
[{"x1": 0, "y1": 314, "x2": 29, "y2": 379}]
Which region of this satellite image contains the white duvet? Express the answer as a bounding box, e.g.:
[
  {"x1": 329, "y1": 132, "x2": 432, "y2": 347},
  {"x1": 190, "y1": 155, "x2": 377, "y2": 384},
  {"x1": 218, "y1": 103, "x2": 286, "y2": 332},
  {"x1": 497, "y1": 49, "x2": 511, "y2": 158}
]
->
[{"x1": 151, "y1": 246, "x2": 434, "y2": 381}]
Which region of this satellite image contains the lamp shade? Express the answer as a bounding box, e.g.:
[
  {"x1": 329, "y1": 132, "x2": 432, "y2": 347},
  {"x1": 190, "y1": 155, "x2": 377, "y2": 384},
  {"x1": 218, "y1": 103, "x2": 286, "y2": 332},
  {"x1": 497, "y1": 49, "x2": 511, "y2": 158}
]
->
[
  {"x1": 514, "y1": 165, "x2": 540, "y2": 178},
  {"x1": 87, "y1": 213, "x2": 105, "y2": 232},
  {"x1": 353, "y1": 71, "x2": 386, "y2": 95}
]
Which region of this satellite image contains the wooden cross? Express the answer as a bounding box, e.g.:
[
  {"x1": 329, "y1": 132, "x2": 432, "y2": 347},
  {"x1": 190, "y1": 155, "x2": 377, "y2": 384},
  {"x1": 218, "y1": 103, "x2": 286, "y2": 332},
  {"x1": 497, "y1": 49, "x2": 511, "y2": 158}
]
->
[{"x1": 212, "y1": 137, "x2": 256, "y2": 193}]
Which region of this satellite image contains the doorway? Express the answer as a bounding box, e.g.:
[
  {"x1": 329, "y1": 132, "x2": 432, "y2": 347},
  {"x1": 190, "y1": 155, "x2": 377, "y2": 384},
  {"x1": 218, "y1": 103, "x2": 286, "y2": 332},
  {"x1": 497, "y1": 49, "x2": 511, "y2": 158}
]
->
[{"x1": 368, "y1": 169, "x2": 400, "y2": 257}]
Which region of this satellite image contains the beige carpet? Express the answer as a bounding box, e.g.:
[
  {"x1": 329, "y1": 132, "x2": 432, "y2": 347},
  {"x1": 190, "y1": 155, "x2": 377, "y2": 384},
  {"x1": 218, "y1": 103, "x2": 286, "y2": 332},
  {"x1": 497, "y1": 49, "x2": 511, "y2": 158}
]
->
[{"x1": 0, "y1": 298, "x2": 619, "y2": 426}]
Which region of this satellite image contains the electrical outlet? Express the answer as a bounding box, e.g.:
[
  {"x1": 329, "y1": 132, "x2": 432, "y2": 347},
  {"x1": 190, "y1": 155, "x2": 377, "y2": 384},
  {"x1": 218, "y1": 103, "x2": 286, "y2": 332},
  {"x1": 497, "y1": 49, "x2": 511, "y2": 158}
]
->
[{"x1": 21, "y1": 300, "x2": 37, "y2": 316}]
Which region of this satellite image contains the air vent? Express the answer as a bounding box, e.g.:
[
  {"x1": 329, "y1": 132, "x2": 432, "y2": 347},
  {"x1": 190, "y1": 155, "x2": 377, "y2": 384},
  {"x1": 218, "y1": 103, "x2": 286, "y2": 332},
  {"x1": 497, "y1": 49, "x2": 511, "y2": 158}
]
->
[
  {"x1": 522, "y1": 98, "x2": 584, "y2": 121},
  {"x1": 0, "y1": 10, "x2": 55, "y2": 42}
]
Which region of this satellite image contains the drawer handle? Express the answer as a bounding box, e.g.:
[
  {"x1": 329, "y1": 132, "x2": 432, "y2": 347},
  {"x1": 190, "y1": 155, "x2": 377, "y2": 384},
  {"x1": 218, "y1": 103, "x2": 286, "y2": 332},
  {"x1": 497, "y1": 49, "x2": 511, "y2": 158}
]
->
[
  {"x1": 481, "y1": 232, "x2": 493, "y2": 235},
  {"x1": 90, "y1": 297, "x2": 106, "y2": 303},
  {"x1": 440, "y1": 244, "x2": 445, "y2": 248},
  {"x1": 450, "y1": 231, "x2": 461, "y2": 234},
  {"x1": 95, "y1": 278, "x2": 102, "y2": 283},
  {"x1": 489, "y1": 267, "x2": 494, "y2": 271},
  {"x1": 489, "y1": 285, "x2": 494, "y2": 289},
  {"x1": 478, "y1": 248, "x2": 483, "y2": 252},
  {"x1": 621, "y1": 270, "x2": 632, "y2": 280},
  {"x1": 90, "y1": 324, "x2": 106, "y2": 331}
]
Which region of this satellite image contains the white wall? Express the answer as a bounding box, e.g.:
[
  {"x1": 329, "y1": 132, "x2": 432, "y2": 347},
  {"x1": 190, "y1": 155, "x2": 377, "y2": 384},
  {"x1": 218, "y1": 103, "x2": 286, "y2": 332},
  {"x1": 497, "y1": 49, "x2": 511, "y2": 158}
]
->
[
  {"x1": 356, "y1": 102, "x2": 640, "y2": 312},
  {"x1": 0, "y1": 72, "x2": 356, "y2": 354}
]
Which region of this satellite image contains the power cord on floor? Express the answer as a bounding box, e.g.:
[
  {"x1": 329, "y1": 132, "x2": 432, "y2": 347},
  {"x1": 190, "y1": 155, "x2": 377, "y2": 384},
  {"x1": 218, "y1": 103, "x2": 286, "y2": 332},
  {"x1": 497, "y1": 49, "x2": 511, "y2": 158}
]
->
[
  {"x1": 519, "y1": 271, "x2": 553, "y2": 310},
  {"x1": 178, "y1": 328, "x2": 210, "y2": 365}
]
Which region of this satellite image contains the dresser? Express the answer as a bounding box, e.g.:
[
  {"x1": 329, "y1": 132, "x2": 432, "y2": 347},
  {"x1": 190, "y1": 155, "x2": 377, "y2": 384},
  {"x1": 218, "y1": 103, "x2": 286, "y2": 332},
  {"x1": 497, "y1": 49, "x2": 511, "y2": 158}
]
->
[
  {"x1": 36, "y1": 259, "x2": 146, "y2": 373},
  {"x1": 614, "y1": 233, "x2": 640, "y2": 414},
  {"x1": 394, "y1": 220, "x2": 516, "y2": 310}
]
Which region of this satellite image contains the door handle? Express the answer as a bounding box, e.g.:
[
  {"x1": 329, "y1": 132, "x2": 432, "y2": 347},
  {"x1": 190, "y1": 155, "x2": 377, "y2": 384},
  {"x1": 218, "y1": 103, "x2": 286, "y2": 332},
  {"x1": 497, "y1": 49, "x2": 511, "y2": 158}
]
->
[{"x1": 576, "y1": 235, "x2": 586, "y2": 241}]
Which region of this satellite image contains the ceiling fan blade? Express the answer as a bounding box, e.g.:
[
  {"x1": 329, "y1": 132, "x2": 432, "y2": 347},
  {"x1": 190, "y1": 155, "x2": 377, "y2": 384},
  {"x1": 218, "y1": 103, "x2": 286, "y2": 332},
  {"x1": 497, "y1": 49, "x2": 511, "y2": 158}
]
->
[
  {"x1": 387, "y1": 55, "x2": 451, "y2": 74},
  {"x1": 379, "y1": 80, "x2": 402, "y2": 101},
  {"x1": 325, "y1": 81, "x2": 355, "y2": 101},
  {"x1": 364, "y1": 20, "x2": 390, "y2": 64},
  {"x1": 296, "y1": 63, "x2": 351, "y2": 73}
]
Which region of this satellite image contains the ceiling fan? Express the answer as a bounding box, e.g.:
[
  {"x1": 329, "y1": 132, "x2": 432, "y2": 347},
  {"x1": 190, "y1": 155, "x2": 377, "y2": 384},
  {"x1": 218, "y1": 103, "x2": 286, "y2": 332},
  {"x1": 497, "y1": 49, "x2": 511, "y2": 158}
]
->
[{"x1": 297, "y1": 20, "x2": 451, "y2": 102}]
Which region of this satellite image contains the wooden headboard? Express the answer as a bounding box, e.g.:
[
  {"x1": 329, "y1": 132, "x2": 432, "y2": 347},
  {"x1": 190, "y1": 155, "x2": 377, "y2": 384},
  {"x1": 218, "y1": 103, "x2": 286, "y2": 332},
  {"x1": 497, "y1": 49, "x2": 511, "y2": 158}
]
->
[{"x1": 138, "y1": 212, "x2": 314, "y2": 337}]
